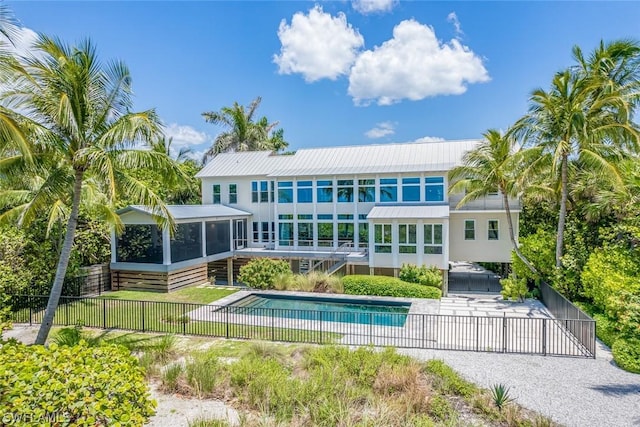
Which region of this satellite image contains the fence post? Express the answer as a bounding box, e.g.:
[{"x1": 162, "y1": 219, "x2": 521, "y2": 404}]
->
[
  {"x1": 475, "y1": 316, "x2": 479, "y2": 352},
  {"x1": 102, "y1": 299, "x2": 107, "y2": 329},
  {"x1": 369, "y1": 312, "x2": 373, "y2": 345},
  {"x1": 65, "y1": 299, "x2": 69, "y2": 325},
  {"x1": 225, "y1": 306, "x2": 229, "y2": 338},
  {"x1": 29, "y1": 296, "x2": 32, "y2": 326},
  {"x1": 271, "y1": 309, "x2": 275, "y2": 342},
  {"x1": 182, "y1": 303, "x2": 186, "y2": 335},
  {"x1": 542, "y1": 319, "x2": 547, "y2": 356},
  {"x1": 502, "y1": 313, "x2": 507, "y2": 353},
  {"x1": 319, "y1": 310, "x2": 323, "y2": 344},
  {"x1": 141, "y1": 301, "x2": 145, "y2": 332}
]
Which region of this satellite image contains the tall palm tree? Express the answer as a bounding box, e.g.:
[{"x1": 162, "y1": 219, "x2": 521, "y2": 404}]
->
[
  {"x1": 0, "y1": 35, "x2": 183, "y2": 344},
  {"x1": 513, "y1": 41, "x2": 640, "y2": 268},
  {"x1": 201, "y1": 96, "x2": 287, "y2": 162},
  {"x1": 449, "y1": 129, "x2": 541, "y2": 275}
]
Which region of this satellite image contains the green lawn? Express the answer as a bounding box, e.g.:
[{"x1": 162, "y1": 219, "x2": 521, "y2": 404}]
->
[{"x1": 100, "y1": 286, "x2": 237, "y2": 304}]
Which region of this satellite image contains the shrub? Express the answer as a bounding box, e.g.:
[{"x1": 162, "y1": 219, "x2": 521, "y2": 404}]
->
[
  {"x1": 238, "y1": 258, "x2": 292, "y2": 289},
  {"x1": 612, "y1": 338, "x2": 640, "y2": 374},
  {"x1": 424, "y1": 359, "x2": 476, "y2": 398},
  {"x1": 500, "y1": 275, "x2": 528, "y2": 302},
  {"x1": 399, "y1": 264, "x2": 443, "y2": 289},
  {"x1": 0, "y1": 341, "x2": 155, "y2": 425},
  {"x1": 343, "y1": 275, "x2": 441, "y2": 299}
]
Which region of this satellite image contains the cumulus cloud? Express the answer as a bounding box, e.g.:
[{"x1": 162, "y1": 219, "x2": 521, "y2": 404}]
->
[
  {"x1": 273, "y1": 5, "x2": 364, "y2": 82},
  {"x1": 163, "y1": 123, "x2": 210, "y2": 159},
  {"x1": 447, "y1": 12, "x2": 463, "y2": 38},
  {"x1": 411, "y1": 136, "x2": 445, "y2": 143},
  {"x1": 352, "y1": 0, "x2": 397, "y2": 14},
  {"x1": 365, "y1": 121, "x2": 395, "y2": 138},
  {"x1": 348, "y1": 19, "x2": 489, "y2": 106},
  {"x1": 8, "y1": 26, "x2": 39, "y2": 57}
]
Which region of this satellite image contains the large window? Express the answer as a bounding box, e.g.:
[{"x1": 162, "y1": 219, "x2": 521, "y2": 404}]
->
[
  {"x1": 278, "y1": 181, "x2": 293, "y2": 203},
  {"x1": 171, "y1": 223, "x2": 203, "y2": 263},
  {"x1": 251, "y1": 181, "x2": 270, "y2": 203},
  {"x1": 424, "y1": 224, "x2": 443, "y2": 254},
  {"x1": 379, "y1": 178, "x2": 397, "y2": 202},
  {"x1": 425, "y1": 177, "x2": 445, "y2": 202},
  {"x1": 229, "y1": 184, "x2": 237, "y2": 204},
  {"x1": 116, "y1": 224, "x2": 163, "y2": 264},
  {"x1": 262, "y1": 222, "x2": 271, "y2": 242},
  {"x1": 399, "y1": 224, "x2": 417, "y2": 253},
  {"x1": 297, "y1": 181, "x2": 313, "y2": 203},
  {"x1": 297, "y1": 214, "x2": 313, "y2": 246},
  {"x1": 402, "y1": 177, "x2": 420, "y2": 202},
  {"x1": 278, "y1": 214, "x2": 293, "y2": 246},
  {"x1": 374, "y1": 224, "x2": 392, "y2": 253},
  {"x1": 206, "y1": 220, "x2": 230, "y2": 255},
  {"x1": 252, "y1": 221, "x2": 259, "y2": 242},
  {"x1": 212, "y1": 184, "x2": 221, "y2": 204},
  {"x1": 358, "y1": 179, "x2": 375, "y2": 203},
  {"x1": 317, "y1": 214, "x2": 333, "y2": 247},
  {"x1": 358, "y1": 214, "x2": 368, "y2": 246},
  {"x1": 464, "y1": 220, "x2": 475, "y2": 240},
  {"x1": 337, "y1": 180, "x2": 354, "y2": 202},
  {"x1": 317, "y1": 180, "x2": 333, "y2": 203},
  {"x1": 488, "y1": 220, "x2": 499, "y2": 240},
  {"x1": 337, "y1": 214, "x2": 354, "y2": 245}
]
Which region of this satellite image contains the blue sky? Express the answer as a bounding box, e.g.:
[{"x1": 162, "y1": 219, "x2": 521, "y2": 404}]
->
[{"x1": 8, "y1": 1, "x2": 640, "y2": 160}]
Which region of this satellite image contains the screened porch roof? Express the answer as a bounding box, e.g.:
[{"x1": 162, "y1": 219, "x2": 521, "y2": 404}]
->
[
  {"x1": 366, "y1": 205, "x2": 450, "y2": 220},
  {"x1": 117, "y1": 204, "x2": 251, "y2": 221}
]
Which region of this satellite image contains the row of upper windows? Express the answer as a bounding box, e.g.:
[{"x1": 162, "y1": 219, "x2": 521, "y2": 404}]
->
[
  {"x1": 211, "y1": 178, "x2": 445, "y2": 205},
  {"x1": 373, "y1": 223, "x2": 443, "y2": 254},
  {"x1": 278, "y1": 177, "x2": 445, "y2": 204}
]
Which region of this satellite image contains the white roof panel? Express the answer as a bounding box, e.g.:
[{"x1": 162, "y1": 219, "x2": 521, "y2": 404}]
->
[
  {"x1": 196, "y1": 139, "x2": 480, "y2": 178},
  {"x1": 118, "y1": 204, "x2": 251, "y2": 220},
  {"x1": 367, "y1": 205, "x2": 450, "y2": 220}
]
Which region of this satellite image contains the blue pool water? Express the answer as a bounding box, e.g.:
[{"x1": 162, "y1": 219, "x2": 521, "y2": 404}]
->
[{"x1": 228, "y1": 294, "x2": 410, "y2": 327}]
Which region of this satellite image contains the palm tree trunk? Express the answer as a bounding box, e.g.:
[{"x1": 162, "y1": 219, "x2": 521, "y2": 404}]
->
[
  {"x1": 502, "y1": 189, "x2": 538, "y2": 275},
  {"x1": 556, "y1": 154, "x2": 569, "y2": 268},
  {"x1": 35, "y1": 169, "x2": 83, "y2": 345}
]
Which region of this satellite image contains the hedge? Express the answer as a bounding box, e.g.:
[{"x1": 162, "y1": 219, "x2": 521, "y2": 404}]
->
[
  {"x1": 612, "y1": 338, "x2": 640, "y2": 374},
  {"x1": 0, "y1": 341, "x2": 155, "y2": 426},
  {"x1": 343, "y1": 275, "x2": 441, "y2": 299}
]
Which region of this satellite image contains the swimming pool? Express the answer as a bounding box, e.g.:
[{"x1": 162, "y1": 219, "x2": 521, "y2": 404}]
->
[{"x1": 227, "y1": 293, "x2": 410, "y2": 327}]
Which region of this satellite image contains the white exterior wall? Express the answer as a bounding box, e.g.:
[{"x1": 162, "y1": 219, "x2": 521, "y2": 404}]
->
[
  {"x1": 448, "y1": 211, "x2": 518, "y2": 263},
  {"x1": 199, "y1": 172, "x2": 516, "y2": 267}
]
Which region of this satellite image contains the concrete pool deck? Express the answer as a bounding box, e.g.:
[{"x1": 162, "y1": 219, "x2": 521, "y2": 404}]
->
[{"x1": 187, "y1": 290, "x2": 590, "y2": 357}]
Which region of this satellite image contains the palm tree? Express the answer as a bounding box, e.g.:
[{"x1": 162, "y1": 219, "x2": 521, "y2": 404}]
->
[
  {"x1": 449, "y1": 129, "x2": 540, "y2": 275},
  {"x1": 0, "y1": 35, "x2": 183, "y2": 344},
  {"x1": 513, "y1": 43, "x2": 640, "y2": 268},
  {"x1": 201, "y1": 96, "x2": 287, "y2": 162}
]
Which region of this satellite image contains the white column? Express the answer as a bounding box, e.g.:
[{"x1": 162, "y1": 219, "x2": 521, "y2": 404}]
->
[
  {"x1": 201, "y1": 220, "x2": 207, "y2": 258},
  {"x1": 417, "y1": 220, "x2": 424, "y2": 266},
  {"x1": 162, "y1": 227, "x2": 171, "y2": 265},
  {"x1": 443, "y1": 218, "x2": 450, "y2": 270},
  {"x1": 392, "y1": 220, "x2": 399, "y2": 269}
]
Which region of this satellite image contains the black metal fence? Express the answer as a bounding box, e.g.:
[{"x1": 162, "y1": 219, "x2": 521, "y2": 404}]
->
[
  {"x1": 538, "y1": 281, "x2": 597, "y2": 357},
  {"x1": 62, "y1": 273, "x2": 111, "y2": 296},
  {"x1": 10, "y1": 294, "x2": 595, "y2": 358}
]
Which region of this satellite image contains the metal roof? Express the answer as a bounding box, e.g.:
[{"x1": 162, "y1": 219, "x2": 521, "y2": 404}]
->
[
  {"x1": 118, "y1": 204, "x2": 251, "y2": 220},
  {"x1": 196, "y1": 139, "x2": 480, "y2": 178},
  {"x1": 367, "y1": 205, "x2": 450, "y2": 220},
  {"x1": 195, "y1": 151, "x2": 293, "y2": 178}
]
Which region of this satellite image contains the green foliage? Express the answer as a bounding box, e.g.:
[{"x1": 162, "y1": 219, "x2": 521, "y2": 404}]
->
[
  {"x1": 490, "y1": 383, "x2": 514, "y2": 411},
  {"x1": 0, "y1": 341, "x2": 155, "y2": 425},
  {"x1": 189, "y1": 418, "x2": 231, "y2": 427},
  {"x1": 343, "y1": 275, "x2": 441, "y2": 299},
  {"x1": 162, "y1": 363, "x2": 184, "y2": 393},
  {"x1": 185, "y1": 351, "x2": 228, "y2": 397},
  {"x1": 399, "y1": 264, "x2": 443, "y2": 289},
  {"x1": 424, "y1": 359, "x2": 477, "y2": 398},
  {"x1": 238, "y1": 258, "x2": 292, "y2": 290},
  {"x1": 512, "y1": 229, "x2": 556, "y2": 285},
  {"x1": 500, "y1": 275, "x2": 528, "y2": 302},
  {"x1": 611, "y1": 338, "x2": 640, "y2": 374}
]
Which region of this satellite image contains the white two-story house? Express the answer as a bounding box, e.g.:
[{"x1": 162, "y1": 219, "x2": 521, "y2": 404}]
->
[{"x1": 111, "y1": 139, "x2": 518, "y2": 293}]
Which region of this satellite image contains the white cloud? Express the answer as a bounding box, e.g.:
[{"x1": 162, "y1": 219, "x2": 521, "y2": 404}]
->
[
  {"x1": 348, "y1": 19, "x2": 489, "y2": 106},
  {"x1": 352, "y1": 0, "x2": 397, "y2": 15},
  {"x1": 447, "y1": 12, "x2": 463, "y2": 38},
  {"x1": 8, "y1": 27, "x2": 39, "y2": 57},
  {"x1": 273, "y1": 5, "x2": 364, "y2": 82},
  {"x1": 163, "y1": 123, "x2": 210, "y2": 159},
  {"x1": 365, "y1": 121, "x2": 395, "y2": 138},
  {"x1": 411, "y1": 136, "x2": 445, "y2": 143}
]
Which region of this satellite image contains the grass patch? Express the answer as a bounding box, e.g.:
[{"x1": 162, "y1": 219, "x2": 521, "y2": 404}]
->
[
  {"x1": 100, "y1": 286, "x2": 237, "y2": 304},
  {"x1": 146, "y1": 343, "x2": 555, "y2": 426}
]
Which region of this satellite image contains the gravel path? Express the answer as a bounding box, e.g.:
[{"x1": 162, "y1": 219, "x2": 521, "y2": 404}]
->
[{"x1": 399, "y1": 341, "x2": 640, "y2": 427}]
